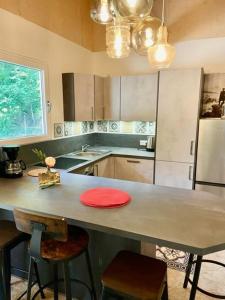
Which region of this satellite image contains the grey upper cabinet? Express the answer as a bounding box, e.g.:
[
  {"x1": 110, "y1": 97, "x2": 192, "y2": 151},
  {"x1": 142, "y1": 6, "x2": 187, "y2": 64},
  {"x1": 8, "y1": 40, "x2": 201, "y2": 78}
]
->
[
  {"x1": 62, "y1": 73, "x2": 94, "y2": 121},
  {"x1": 156, "y1": 68, "x2": 203, "y2": 163},
  {"x1": 94, "y1": 76, "x2": 104, "y2": 120},
  {"x1": 104, "y1": 76, "x2": 121, "y2": 120},
  {"x1": 120, "y1": 74, "x2": 158, "y2": 121}
]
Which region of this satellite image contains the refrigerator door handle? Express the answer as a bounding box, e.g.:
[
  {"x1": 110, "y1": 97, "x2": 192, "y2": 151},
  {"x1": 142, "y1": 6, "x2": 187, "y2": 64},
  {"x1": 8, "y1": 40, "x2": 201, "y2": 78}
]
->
[
  {"x1": 189, "y1": 165, "x2": 193, "y2": 181},
  {"x1": 190, "y1": 140, "x2": 195, "y2": 155}
]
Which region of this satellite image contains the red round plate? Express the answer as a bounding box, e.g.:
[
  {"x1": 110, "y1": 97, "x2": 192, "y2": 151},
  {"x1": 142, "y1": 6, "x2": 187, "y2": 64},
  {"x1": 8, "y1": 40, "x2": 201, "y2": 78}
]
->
[{"x1": 80, "y1": 187, "x2": 131, "y2": 208}]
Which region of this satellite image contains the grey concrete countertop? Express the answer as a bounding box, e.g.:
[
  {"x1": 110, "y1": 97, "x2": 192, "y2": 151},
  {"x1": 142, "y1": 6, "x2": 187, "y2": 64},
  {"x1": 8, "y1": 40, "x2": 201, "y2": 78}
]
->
[
  {"x1": 0, "y1": 172, "x2": 225, "y2": 256},
  {"x1": 62, "y1": 146, "x2": 155, "y2": 172}
]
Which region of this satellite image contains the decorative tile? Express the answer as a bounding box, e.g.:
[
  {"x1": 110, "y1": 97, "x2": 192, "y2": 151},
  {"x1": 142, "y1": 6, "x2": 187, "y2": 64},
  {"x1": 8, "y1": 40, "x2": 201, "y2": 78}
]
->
[
  {"x1": 109, "y1": 121, "x2": 120, "y2": 133},
  {"x1": 54, "y1": 123, "x2": 64, "y2": 138},
  {"x1": 134, "y1": 121, "x2": 147, "y2": 134},
  {"x1": 97, "y1": 121, "x2": 108, "y2": 132},
  {"x1": 81, "y1": 121, "x2": 88, "y2": 133},
  {"x1": 147, "y1": 121, "x2": 156, "y2": 135},
  {"x1": 120, "y1": 121, "x2": 134, "y2": 134},
  {"x1": 74, "y1": 122, "x2": 82, "y2": 135},
  {"x1": 88, "y1": 121, "x2": 95, "y2": 133},
  {"x1": 64, "y1": 122, "x2": 73, "y2": 136},
  {"x1": 156, "y1": 246, "x2": 194, "y2": 273}
]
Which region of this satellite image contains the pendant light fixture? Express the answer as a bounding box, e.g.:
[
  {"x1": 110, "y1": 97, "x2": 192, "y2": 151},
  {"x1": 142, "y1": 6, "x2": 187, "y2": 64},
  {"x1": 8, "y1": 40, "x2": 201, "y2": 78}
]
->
[
  {"x1": 132, "y1": 16, "x2": 161, "y2": 56},
  {"x1": 90, "y1": 0, "x2": 114, "y2": 24},
  {"x1": 113, "y1": 0, "x2": 153, "y2": 23},
  {"x1": 106, "y1": 18, "x2": 131, "y2": 58},
  {"x1": 148, "y1": 0, "x2": 175, "y2": 69}
]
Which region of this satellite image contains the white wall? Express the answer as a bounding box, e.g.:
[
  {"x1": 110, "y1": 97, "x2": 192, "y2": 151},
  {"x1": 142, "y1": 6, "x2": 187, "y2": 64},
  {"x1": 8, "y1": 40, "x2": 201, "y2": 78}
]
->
[
  {"x1": 0, "y1": 8, "x2": 93, "y2": 140},
  {"x1": 93, "y1": 37, "x2": 225, "y2": 76}
]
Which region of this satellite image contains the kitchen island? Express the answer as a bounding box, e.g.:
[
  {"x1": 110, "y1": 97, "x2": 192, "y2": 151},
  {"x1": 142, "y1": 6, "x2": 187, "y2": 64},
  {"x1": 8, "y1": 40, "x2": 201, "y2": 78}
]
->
[{"x1": 0, "y1": 172, "x2": 225, "y2": 299}]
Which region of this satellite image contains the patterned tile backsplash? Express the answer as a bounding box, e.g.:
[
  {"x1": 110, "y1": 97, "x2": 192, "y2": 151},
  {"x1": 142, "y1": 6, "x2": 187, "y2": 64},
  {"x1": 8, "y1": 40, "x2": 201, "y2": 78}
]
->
[{"x1": 58, "y1": 121, "x2": 155, "y2": 138}]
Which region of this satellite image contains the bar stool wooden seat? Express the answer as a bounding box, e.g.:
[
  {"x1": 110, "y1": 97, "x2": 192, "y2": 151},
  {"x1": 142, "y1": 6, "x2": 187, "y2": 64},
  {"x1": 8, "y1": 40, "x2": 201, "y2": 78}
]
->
[
  {"x1": 101, "y1": 251, "x2": 168, "y2": 300},
  {"x1": 0, "y1": 220, "x2": 44, "y2": 300},
  {"x1": 13, "y1": 208, "x2": 97, "y2": 300}
]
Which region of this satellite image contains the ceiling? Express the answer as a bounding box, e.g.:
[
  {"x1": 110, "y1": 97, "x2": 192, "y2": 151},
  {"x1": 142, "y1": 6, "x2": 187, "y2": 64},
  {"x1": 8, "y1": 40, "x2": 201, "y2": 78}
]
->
[{"x1": 1, "y1": 0, "x2": 225, "y2": 52}]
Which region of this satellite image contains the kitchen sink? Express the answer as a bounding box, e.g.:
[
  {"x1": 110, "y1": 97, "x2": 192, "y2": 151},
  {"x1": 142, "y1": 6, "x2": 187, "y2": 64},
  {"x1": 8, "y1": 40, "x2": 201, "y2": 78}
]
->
[{"x1": 75, "y1": 151, "x2": 103, "y2": 157}]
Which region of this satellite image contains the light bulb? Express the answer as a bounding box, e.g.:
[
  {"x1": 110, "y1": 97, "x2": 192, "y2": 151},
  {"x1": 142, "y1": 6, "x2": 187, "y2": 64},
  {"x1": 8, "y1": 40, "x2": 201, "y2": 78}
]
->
[
  {"x1": 99, "y1": 1, "x2": 111, "y2": 22},
  {"x1": 132, "y1": 16, "x2": 161, "y2": 55},
  {"x1": 148, "y1": 25, "x2": 176, "y2": 69},
  {"x1": 106, "y1": 22, "x2": 131, "y2": 59},
  {"x1": 154, "y1": 44, "x2": 167, "y2": 62},
  {"x1": 126, "y1": 0, "x2": 139, "y2": 9},
  {"x1": 145, "y1": 28, "x2": 153, "y2": 47},
  {"x1": 90, "y1": 0, "x2": 114, "y2": 24}
]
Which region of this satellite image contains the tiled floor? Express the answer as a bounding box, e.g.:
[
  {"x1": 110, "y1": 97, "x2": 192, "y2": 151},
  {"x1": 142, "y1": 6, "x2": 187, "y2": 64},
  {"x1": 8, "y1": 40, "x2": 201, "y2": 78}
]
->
[{"x1": 11, "y1": 251, "x2": 225, "y2": 300}]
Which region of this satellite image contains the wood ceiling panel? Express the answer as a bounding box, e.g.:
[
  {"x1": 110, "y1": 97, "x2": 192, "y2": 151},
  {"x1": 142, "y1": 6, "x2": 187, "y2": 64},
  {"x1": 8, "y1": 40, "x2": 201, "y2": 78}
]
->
[{"x1": 1, "y1": 0, "x2": 225, "y2": 52}]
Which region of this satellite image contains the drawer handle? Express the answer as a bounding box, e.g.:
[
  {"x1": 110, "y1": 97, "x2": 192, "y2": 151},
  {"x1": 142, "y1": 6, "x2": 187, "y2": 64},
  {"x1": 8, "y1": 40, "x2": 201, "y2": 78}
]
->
[
  {"x1": 189, "y1": 165, "x2": 193, "y2": 181},
  {"x1": 190, "y1": 140, "x2": 195, "y2": 155},
  {"x1": 127, "y1": 160, "x2": 140, "y2": 164}
]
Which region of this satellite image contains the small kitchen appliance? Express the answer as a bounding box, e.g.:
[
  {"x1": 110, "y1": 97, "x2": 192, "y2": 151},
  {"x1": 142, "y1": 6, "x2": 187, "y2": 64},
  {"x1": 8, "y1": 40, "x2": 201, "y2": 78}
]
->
[
  {"x1": 0, "y1": 145, "x2": 26, "y2": 178},
  {"x1": 146, "y1": 136, "x2": 155, "y2": 152}
]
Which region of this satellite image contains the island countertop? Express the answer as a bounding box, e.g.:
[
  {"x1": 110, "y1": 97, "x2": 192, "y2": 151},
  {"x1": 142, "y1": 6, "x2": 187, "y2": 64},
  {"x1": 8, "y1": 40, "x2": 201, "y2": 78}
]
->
[{"x1": 0, "y1": 172, "x2": 225, "y2": 256}]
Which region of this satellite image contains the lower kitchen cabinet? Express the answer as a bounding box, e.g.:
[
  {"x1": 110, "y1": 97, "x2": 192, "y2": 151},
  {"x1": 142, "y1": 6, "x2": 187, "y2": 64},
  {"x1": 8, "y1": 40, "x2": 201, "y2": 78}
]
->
[
  {"x1": 114, "y1": 157, "x2": 154, "y2": 184},
  {"x1": 155, "y1": 161, "x2": 194, "y2": 189},
  {"x1": 94, "y1": 157, "x2": 115, "y2": 178},
  {"x1": 195, "y1": 184, "x2": 225, "y2": 199}
]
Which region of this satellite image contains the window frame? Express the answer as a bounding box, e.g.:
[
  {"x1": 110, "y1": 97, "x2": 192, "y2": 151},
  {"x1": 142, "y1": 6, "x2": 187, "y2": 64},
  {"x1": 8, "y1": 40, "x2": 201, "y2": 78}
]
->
[{"x1": 0, "y1": 50, "x2": 51, "y2": 146}]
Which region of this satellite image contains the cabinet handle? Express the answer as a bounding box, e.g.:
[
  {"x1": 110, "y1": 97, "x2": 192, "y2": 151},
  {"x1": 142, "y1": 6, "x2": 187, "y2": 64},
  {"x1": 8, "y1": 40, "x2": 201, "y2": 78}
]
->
[
  {"x1": 127, "y1": 160, "x2": 140, "y2": 164},
  {"x1": 95, "y1": 164, "x2": 99, "y2": 176},
  {"x1": 189, "y1": 165, "x2": 193, "y2": 181},
  {"x1": 190, "y1": 140, "x2": 195, "y2": 155},
  {"x1": 91, "y1": 107, "x2": 94, "y2": 120},
  {"x1": 102, "y1": 106, "x2": 105, "y2": 119}
]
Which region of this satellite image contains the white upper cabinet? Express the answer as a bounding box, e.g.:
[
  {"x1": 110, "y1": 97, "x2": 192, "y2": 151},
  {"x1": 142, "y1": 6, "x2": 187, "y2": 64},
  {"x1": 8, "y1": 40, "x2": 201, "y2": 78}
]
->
[
  {"x1": 156, "y1": 69, "x2": 203, "y2": 163},
  {"x1": 104, "y1": 76, "x2": 121, "y2": 120},
  {"x1": 120, "y1": 74, "x2": 158, "y2": 121}
]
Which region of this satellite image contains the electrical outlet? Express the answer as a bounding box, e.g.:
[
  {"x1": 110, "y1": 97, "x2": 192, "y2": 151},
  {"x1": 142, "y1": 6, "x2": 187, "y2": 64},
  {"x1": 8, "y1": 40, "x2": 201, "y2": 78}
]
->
[{"x1": 140, "y1": 140, "x2": 147, "y2": 146}]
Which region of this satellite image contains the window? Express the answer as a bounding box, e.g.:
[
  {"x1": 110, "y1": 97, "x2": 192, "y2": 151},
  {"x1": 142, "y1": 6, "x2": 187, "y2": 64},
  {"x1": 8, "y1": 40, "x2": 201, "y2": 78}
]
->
[{"x1": 0, "y1": 60, "x2": 47, "y2": 141}]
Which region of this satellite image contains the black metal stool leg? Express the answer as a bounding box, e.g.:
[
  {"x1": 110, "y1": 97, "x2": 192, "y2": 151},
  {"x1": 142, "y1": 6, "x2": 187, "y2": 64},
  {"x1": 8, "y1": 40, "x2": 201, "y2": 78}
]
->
[
  {"x1": 27, "y1": 257, "x2": 34, "y2": 300},
  {"x1": 33, "y1": 260, "x2": 45, "y2": 299},
  {"x1": 85, "y1": 250, "x2": 97, "y2": 300},
  {"x1": 63, "y1": 261, "x2": 72, "y2": 300},
  {"x1": 0, "y1": 248, "x2": 11, "y2": 300},
  {"x1": 52, "y1": 263, "x2": 59, "y2": 300},
  {"x1": 162, "y1": 281, "x2": 169, "y2": 300},
  {"x1": 189, "y1": 255, "x2": 202, "y2": 300},
  {"x1": 183, "y1": 253, "x2": 194, "y2": 288}
]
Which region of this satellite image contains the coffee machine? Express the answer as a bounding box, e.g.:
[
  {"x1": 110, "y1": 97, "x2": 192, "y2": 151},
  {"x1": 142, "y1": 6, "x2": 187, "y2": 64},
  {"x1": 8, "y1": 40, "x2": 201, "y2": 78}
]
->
[{"x1": 0, "y1": 145, "x2": 26, "y2": 178}]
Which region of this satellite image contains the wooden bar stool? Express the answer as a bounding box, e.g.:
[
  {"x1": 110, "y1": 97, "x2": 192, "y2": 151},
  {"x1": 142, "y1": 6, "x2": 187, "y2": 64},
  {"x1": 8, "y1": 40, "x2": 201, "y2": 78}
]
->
[
  {"x1": 101, "y1": 251, "x2": 168, "y2": 300},
  {"x1": 0, "y1": 220, "x2": 44, "y2": 300},
  {"x1": 13, "y1": 208, "x2": 97, "y2": 300}
]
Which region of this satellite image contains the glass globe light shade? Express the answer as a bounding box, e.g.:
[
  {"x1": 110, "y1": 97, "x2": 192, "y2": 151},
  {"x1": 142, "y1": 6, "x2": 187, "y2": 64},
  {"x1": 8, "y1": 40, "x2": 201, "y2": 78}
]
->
[
  {"x1": 112, "y1": 0, "x2": 153, "y2": 23},
  {"x1": 90, "y1": 0, "x2": 115, "y2": 24},
  {"x1": 106, "y1": 21, "x2": 131, "y2": 58},
  {"x1": 148, "y1": 25, "x2": 176, "y2": 69},
  {"x1": 132, "y1": 16, "x2": 161, "y2": 55}
]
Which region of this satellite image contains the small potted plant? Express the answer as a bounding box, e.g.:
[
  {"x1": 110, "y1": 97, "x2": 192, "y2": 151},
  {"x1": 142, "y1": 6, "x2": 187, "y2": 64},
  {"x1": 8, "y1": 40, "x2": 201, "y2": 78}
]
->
[{"x1": 32, "y1": 149, "x2": 60, "y2": 189}]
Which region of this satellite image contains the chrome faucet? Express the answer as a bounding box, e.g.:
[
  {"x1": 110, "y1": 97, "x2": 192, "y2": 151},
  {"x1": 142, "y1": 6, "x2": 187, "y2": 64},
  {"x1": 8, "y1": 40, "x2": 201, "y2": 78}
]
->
[{"x1": 81, "y1": 144, "x2": 90, "y2": 152}]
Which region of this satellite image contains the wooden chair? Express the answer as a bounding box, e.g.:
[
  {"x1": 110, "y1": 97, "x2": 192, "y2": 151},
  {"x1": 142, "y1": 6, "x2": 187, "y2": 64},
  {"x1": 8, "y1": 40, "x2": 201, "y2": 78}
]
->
[
  {"x1": 0, "y1": 220, "x2": 44, "y2": 300},
  {"x1": 13, "y1": 208, "x2": 97, "y2": 300},
  {"x1": 101, "y1": 250, "x2": 168, "y2": 300}
]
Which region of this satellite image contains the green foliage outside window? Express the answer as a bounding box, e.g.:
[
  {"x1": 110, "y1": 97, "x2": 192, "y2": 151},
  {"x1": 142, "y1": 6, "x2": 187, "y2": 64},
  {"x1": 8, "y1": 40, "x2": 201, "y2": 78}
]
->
[{"x1": 0, "y1": 60, "x2": 45, "y2": 139}]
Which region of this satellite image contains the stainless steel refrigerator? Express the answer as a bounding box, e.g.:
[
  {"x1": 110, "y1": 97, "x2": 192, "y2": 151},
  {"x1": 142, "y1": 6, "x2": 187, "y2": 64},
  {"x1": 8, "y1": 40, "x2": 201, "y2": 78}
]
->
[{"x1": 195, "y1": 119, "x2": 225, "y2": 198}]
